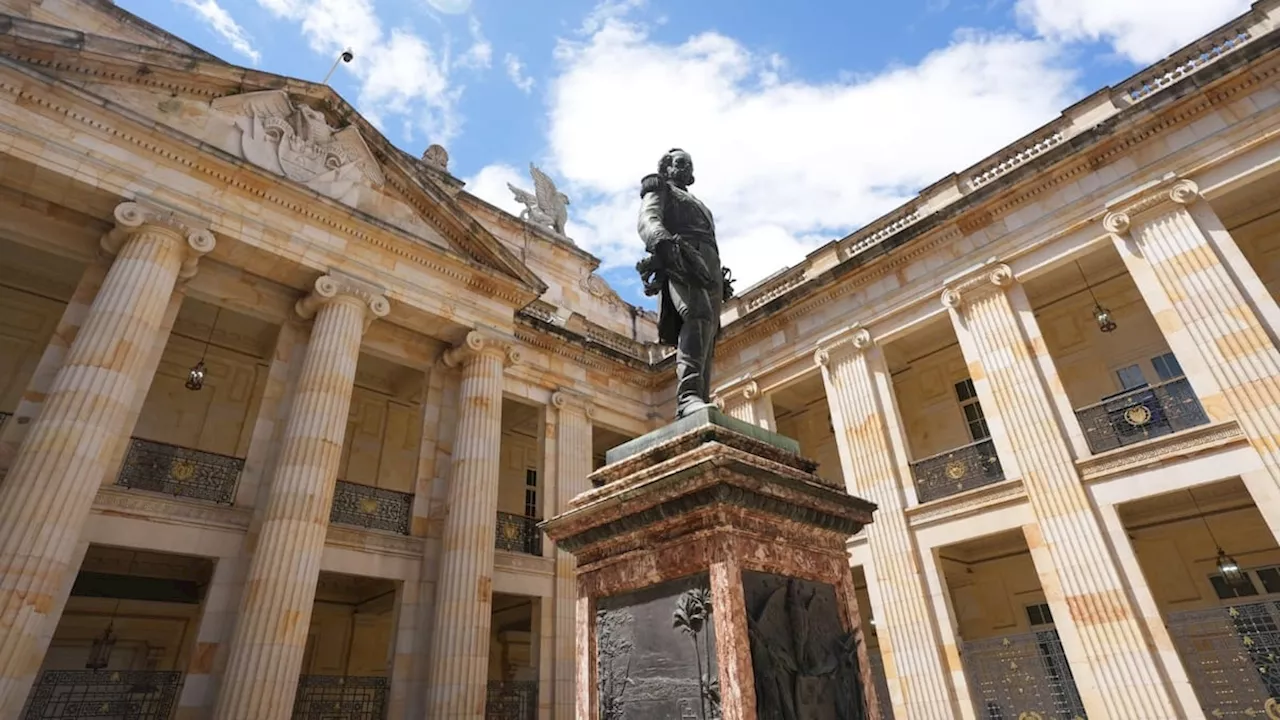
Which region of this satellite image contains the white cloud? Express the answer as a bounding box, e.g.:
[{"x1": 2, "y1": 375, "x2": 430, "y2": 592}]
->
[
  {"x1": 177, "y1": 0, "x2": 261, "y2": 63},
  {"x1": 514, "y1": 15, "x2": 1080, "y2": 289},
  {"x1": 1016, "y1": 0, "x2": 1251, "y2": 65},
  {"x1": 505, "y1": 53, "x2": 535, "y2": 93},
  {"x1": 455, "y1": 15, "x2": 492, "y2": 71},
  {"x1": 254, "y1": 0, "x2": 459, "y2": 142},
  {"x1": 425, "y1": 0, "x2": 471, "y2": 13},
  {"x1": 579, "y1": 0, "x2": 646, "y2": 35},
  {"x1": 465, "y1": 163, "x2": 530, "y2": 217}
]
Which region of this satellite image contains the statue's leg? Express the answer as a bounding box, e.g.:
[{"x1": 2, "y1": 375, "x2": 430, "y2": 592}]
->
[{"x1": 668, "y1": 279, "x2": 715, "y2": 418}]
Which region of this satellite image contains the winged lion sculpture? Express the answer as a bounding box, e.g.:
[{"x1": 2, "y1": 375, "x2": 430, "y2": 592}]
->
[{"x1": 509, "y1": 163, "x2": 570, "y2": 236}]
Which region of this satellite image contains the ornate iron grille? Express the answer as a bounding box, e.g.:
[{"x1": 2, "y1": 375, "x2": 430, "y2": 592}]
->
[
  {"x1": 486, "y1": 680, "x2": 537, "y2": 720},
  {"x1": 115, "y1": 437, "x2": 243, "y2": 504},
  {"x1": 1167, "y1": 600, "x2": 1280, "y2": 717},
  {"x1": 1074, "y1": 377, "x2": 1209, "y2": 454},
  {"x1": 329, "y1": 480, "x2": 413, "y2": 535},
  {"x1": 494, "y1": 512, "x2": 543, "y2": 556},
  {"x1": 962, "y1": 629, "x2": 1087, "y2": 719},
  {"x1": 293, "y1": 675, "x2": 389, "y2": 720},
  {"x1": 867, "y1": 647, "x2": 895, "y2": 720},
  {"x1": 911, "y1": 438, "x2": 1004, "y2": 503},
  {"x1": 21, "y1": 669, "x2": 183, "y2": 720}
]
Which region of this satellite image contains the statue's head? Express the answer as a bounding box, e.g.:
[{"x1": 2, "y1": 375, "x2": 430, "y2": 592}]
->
[{"x1": 658, "y1": 148, "x2": 694, "y2": 189}]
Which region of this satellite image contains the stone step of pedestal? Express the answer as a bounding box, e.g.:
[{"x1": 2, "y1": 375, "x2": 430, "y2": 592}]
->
[{"x1": 604, "y1": 407, "x2": 799, "y2": 465}]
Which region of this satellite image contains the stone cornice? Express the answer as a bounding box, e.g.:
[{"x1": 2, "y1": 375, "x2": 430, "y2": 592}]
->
[
  {"x1": 1077, "y1": 420, "x2": 1246, "y2": 481},
  {"x1": 813, "y1": 324, "x2": 874, "y2": 368},
  {"x1": 1102, "y1": 176, "x2": 1201, "y2": 234},
  {"x1": 441, "y1": 329, "x2": 523, "y2": 369},
  {"x1": 102, "y1": 200, "x2": 216, "y2": 279},
  {"x1": 551, "y1": 388, "x2": 596, "y2": 419},
  {"x1": 295, "y1": 272, "x2": 391, "y2": 331},
  {"x1": 940, "y1": 260, "x2": 1014, "y2": 310}
]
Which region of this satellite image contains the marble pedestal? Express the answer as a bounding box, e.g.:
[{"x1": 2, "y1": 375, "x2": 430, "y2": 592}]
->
[{"x1": 541, "y1": 409, "x2": 881, "y2": 720}]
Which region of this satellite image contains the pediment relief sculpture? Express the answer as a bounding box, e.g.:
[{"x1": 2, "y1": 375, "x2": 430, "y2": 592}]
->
[{"x1": 210, "y1": 90, "x2": 384, "y2": 204}]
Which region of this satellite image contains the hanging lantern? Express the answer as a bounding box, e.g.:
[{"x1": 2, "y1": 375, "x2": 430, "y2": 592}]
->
[
  {"x1": 1077, "y1": 261, "x2": 1117, "y2": 334},
  {"x1": 1216, "y1": 547, "x2": 1249, "y2": 591},
  {"x1": 185, "y1": 360, "x2": 207, "y2": 391},
  {"x1": 85, "y1": 623, "x2": 116, "y2": 670},
  {"x1": 1093, "y1": 304, "x2": 1117, "y2": 333},
  {"x1": 186, "y1": 306, "x2": 220, "y2": 392}
]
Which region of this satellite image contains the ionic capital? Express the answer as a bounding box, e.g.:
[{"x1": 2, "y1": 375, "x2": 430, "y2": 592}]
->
[
  {"x1": 441, "y1": 329, "x2": 523, "y2": 369},
  {"x1": 551, "y1": 388, "x2": 596, "y2": 419},
  {"x1": 102, "y1": 200, "x2": 216, "y2": 279},
  {"x1": 940, "y1": 260, "x2": 1014, "y2": 310},
  {"x1": 714, "y1": 375, "x2": 761, "y2": 409},
  {"x1": 295, "y1": 273, "x2": 391, "y2": 331},
  {"x1": 1103, "y1": 176, "x2": 1201, "y2": 235},
  {"x1": 814, "y1": 324, "x2": 874, "y2": 368}
]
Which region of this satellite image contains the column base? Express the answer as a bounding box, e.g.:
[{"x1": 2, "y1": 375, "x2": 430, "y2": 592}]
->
[{"x1": 543, "y1": 410, "x2": 881, "y2": 720}]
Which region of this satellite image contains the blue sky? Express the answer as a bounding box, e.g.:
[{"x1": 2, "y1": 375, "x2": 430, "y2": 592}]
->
[{"x1": 119, "y1": 0, "x2": 1252, "y2": 307}]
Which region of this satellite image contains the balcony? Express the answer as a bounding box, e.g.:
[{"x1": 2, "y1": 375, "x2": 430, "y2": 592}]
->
[
  {"x1": 495, "y1": 512, "x2": 543, "y2": 556},
  {"x1": 21, "y1": 669, "x2": 184, "y2": 720},
  {"x1": 1167, "y1": 600, "x2": 1280, "y2": 717},
  {"x1": 962, "y1": 629, "x2": 1087, "y2": 719},
  {"x1": 115, "y1": 437, "x2": 243, "y2": 504},
  {"x1": 329, "y1": 480, "x2": 413, "y2": 536},
  {"x1": 486, "y1": 680, "x2": 537, "y2": 720},
  {"x1": 910, "y1": 438, "x2": 1005, "y2": 503},
  {"x1": 293, "y1": 676, "x2": 389, "y2": 720},
  {"x1": 1074, "y1": 377, "x2": 1210, "y2": 454}
]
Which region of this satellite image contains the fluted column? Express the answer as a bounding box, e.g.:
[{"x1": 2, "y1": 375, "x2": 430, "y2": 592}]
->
[
  {"x1": 941, "y1": 262, "x2": 1182, "y2": 717},
  {"x1": 716, "y1": 377, "x2": 777, "y2": 431},
  {"x1": 814, "y1": 326, "x2": 959, "y2": 719},
  {"x1": 426, "y1": 331, "x2": 522, "y2": 719},
  {"x1": 212, "y1": 273, "x2": 389, "y2": 720},
  {"x1": 0, "y1": 201, "x2": 214, "y2": 714},
  {"x1": 551, "y1": 389, "x2": 593, "y2": 720},
  {"x1": 1107, "y1": 178, "x2": 1280, "y2": 539}
]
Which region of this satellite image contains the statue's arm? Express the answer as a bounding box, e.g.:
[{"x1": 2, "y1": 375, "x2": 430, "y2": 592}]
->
[{"x1": 636, "y1": 175, "x2": 675, "y2": 252}]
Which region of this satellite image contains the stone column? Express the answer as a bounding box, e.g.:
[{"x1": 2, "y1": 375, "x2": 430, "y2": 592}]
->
[
  {"x1": 551, "y1": 390, "x2": 593, "y2": 720},
  {"x1": 212, "y1": 273, "x2": 389, "y2": 720},
  {"x1": 0, "y1": 201, "x2": 214, "y2": 714},
  {"x1": 717, "y1": 377, "x2": 776, "y2": 431},
  {"x1": 941, "y1": 262, "x2": 1183, "y2": 717},
  {"x1": 425, "y1": 331, "x2": 521, "y2": 718},
  {"x1": 1107, "y1": 178, "x2": 1280, "y2": 539},
  {"x1": 814, "y1": 326, "x2": 960, "y2": 719}
]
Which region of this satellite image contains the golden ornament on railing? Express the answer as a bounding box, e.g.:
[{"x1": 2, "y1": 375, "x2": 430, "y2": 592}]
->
[
  {"x1": 359, "y1": 497, "x2": 379, "y2": 514},
  {"x1": 1124, "y1": 404, "x2": 1152, "y2": 427},
  {"x1": 945, "y1": 461, "x2": 967, "y2": 480},
  {"x1": 171, "y1": 459, "x2": 196, "y2": 481}
]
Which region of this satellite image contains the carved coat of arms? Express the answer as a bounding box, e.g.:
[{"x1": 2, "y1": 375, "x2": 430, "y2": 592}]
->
[{"x1": 211, "y1": 90, "x2": 384, "y2": 203}]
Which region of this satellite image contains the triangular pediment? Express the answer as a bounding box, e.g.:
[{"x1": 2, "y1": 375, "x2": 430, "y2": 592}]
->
[{"x1": 0, "y1": 13, "x2": 547, "y2": 296}]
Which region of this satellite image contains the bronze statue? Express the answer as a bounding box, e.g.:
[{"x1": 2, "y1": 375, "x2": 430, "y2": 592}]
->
[{"x1": 636, "y1": 149, "x2": 735, "y2": 419}]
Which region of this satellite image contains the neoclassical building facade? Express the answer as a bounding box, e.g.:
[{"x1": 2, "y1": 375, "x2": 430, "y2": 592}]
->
[{"x1": 1, "y1": 0, "x2": 1280, "y2": 719}]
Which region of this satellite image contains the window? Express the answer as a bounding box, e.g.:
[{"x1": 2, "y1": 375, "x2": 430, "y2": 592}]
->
[
  {"x1": 1025, "y1": 603, "x2": 1054, "y2": 627},
  {"x1": 1256, "y1": 566, "x2": 1280, "y2": 594},
  {"x1": 1151, "y1": 352, "x2": 1184, "y2": 382},
  {"x1": 524, "y1": 468, "x2": 538, "y2": 519},
  {"x1": 954, "y1": 379, "x2": 990, "y2": 442},
  {"x1": 1210, "y1": 573, "x2": 1259, "y2": 600},
  {"x1": 1115, "y1": 364, "x2": 1147, "y2": 391}
]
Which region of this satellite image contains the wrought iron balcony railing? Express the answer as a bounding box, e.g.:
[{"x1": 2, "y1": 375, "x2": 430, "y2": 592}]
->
[
  {"x1": 115, "y1": 437, "x2": 244, "y2": 504},
  {"x1": 910, "y1": 438, "x2": 1005, "y2": 504},
  {"x1": 495, "y1": 512, "x2": 543, "y2": 556},
  {"x1": 293, "y1": 675, "x2": 389, "y2": 720},
  {"x1": 1074, "y1": 377, "x2": 1209, "y2": 454},
  {"x1": 22, "y1": 669, "x2": 183, "y2": 720},
  {"x1": 1167, "y1": 600, "x2": 1280, "y2": 717},
  {"x1": 330, "y1": 480, "x2": 413, "y2": 536},
  {"x1": 486, "y1": 680, "x2": 537, "y2": 720},
  {"x1": 962, "y1": 629, "x2": 1087, "y2": 719}
]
